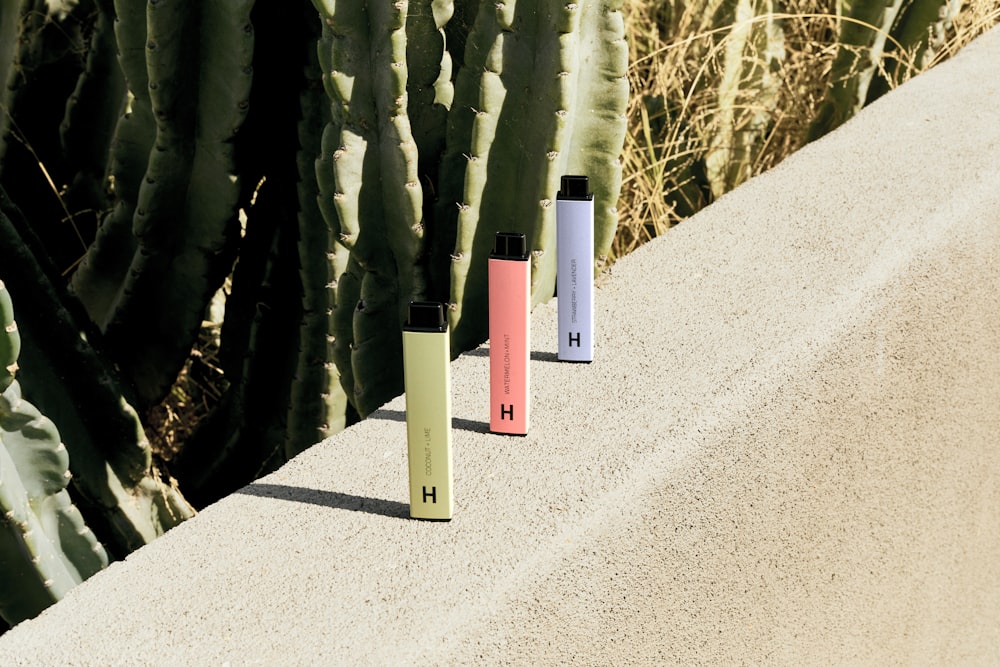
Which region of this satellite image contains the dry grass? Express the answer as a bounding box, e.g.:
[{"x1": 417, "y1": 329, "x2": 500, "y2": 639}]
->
[
  {"x1": 614, "y1": 0, "x2": 1000, "y2": 260},
  {"x1": 145, "y1": 319, "x2": 226, "y2": 463}
]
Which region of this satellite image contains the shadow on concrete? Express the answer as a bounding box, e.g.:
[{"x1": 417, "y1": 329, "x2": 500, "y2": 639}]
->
[
  {"x1": 461, "y1": 348, "x2": 559, "y2": 362},
  {"x1": 371, "y1": 409, "x2": 491, "y2": 433},
  {"x1": 239, "y1": 484, "x2": 409, "y2": 519}
]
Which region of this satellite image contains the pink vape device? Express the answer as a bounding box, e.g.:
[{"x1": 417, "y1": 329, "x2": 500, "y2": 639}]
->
[{"x1": 489, "y1": 232, "x2": 530, "y2": 435}]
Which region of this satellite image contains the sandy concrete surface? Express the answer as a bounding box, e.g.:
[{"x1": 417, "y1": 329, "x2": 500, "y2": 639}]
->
[{"x1": 2, "y1": 25, "x2": 1000, "y2": 667}]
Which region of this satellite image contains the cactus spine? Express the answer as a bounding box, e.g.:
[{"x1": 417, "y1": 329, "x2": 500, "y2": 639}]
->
[{"x1": 0, "y1": 281, "x2": 17, "y2": 392}]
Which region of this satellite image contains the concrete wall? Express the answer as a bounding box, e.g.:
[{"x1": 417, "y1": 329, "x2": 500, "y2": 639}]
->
[{"x1": 2, "y1": 25, "x2": 999, "y2": 667}]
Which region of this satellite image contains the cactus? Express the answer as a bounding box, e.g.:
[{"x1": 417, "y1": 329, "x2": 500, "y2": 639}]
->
[
  {"x1": 435, "y1": 0, "x2": 629, "y2": 353},
  {"x1": 862, "y1": 0, "x2": 962, "y2": 104},
  {"x1": 702, "y1": 0, "x2": 784, "y2": 199},
  {"x1": 68, "y1": 0, "x2": 154, "y2": 324},
  {"x1": 0, "y1": 281, "x2": 18, "y2": 393},
  {"x1": 313, "y1": 0, "x2": 428, "y2": 417},
  {"x1": 0, "y1": 0, "x2": 94, "y2": 271},
  {"x1": 312, "y1": 0, "x2": 629, "y2": 410},
  {"x1": 58, "y1": 0, "x2": 127, "y2": 259},
  {"x1": 807, "y1": 0, "x2": 958, "y2": 141},
  {"x1": 94, "y1": 0, "x2": 255, "y2": 408},
  {"x1": 0, "y1": 280, "x2": 109, "y2": 627},
  {"x1": 0, "y1": 0, "x2": 629, "y2": 574},
  {"x1": 1, "y1": 187, "x2": 194, "y2": 556},
  {"x1": 286, "y1": 5, "x2": 354, "y2": 454}
]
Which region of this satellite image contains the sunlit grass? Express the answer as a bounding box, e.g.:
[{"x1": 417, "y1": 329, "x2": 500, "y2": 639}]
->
[{"x1": 614, "y1": 0, "x2": 1000, "y2": 260}]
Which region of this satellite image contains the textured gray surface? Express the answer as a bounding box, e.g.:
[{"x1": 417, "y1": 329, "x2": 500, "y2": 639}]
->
[{"x1": 2, "y1": 25, "x2": 999, "y2": 667}]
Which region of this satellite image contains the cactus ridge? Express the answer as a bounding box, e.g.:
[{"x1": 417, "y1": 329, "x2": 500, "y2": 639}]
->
[
  {"x1": 406, "y1": 0, "x2": 454, "y2": 300},
  {"x1": 0, "y1": 280, "x2": 18, "y2": 394},
  {"x1": 314, "y1": 0, "x2": 429, "y2": 416},
  {"x1": 287, "y1": 11, "x2": 352, "y2": 453},
  {"x1": 0, "y1": 187, "x2": 193, "y2": 557},
  {"x1": 100, "y1": 0, "x2": 255, "y2": 408},
  {"x1": 69, "y1": 0, "x2": 155, "y2": 324}
]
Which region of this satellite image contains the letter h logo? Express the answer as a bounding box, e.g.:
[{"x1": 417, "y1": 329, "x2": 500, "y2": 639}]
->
[{"x1": 422, "y1": 486, "x2": 437, "y2": 504}]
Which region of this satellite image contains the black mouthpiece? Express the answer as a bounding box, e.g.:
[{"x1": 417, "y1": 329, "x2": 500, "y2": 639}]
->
[
  {"x1": 491, "y1": 231, "x2": 528, "y2": 260},
  {"x1": 405, "y1": 301, "x2": 447, "y2": 332},
  {"x1": 558, "y1": 175, "x2": 592, "y2": 200}
]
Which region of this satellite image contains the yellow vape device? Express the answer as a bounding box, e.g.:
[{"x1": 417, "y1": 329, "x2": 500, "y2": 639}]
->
[{"x1": 402, "y1": 301, "x2": 453, "y2": 520}]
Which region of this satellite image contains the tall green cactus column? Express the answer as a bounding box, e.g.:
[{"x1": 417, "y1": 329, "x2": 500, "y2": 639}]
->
[
  {"x1": 68, "y1": 0, "x2": 153, "y2": 324},
  {"x1": 0, "y1": 281, "x2": 110, "y2": 627},
  {"x1": 313, "y1": 0, "x2": 430, "y2": 417},
  {"x1": 96, "y1": 0, "x2": 256, "y2": 408},
  {"x1": 1, "y1": 187, "x2": 194, "y2": 557}
]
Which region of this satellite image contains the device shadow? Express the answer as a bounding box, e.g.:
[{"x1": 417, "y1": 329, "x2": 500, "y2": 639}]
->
[
  {"x1": 371, "y1": 409, "x2": 490, "y2": 434},
  {"x1": 461, "y1": 348, "x2": 558, "y2": 362},
  {"x1": 238, "y1": 484, "x2": 409, "y2": 519}
]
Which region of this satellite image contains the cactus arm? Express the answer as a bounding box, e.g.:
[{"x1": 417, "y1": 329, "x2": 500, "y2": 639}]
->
[
  {"x1": 69, "y1": 0, "x2": 154, "y2": 325},
  {"x1": 0, "y1": 288, "x2": 108, "y2": 627},
  {"x1": 431, "y1": 1, "x2": 498, "y2": 310},
  {"x1": 0, "y1": 187, "x2": 194, "y2": 557},
  {"x1": 99, "y1": 0, "x2": 255, "y2": 408},
  {"x1": 553, "y1": 0, "x2": 630, "y2": 280},
  {"x1": 864, "y1": 0, "x2": 959, "y2": 104},
  {"x1": 312, "y1": 0, "x2": 428, "y2": 416},
  {"x1": 703, "y1": 0, "x2": 784, "y2": 199},
  {"x1": 807, "y1": 0, "x2": 907, "y2": 141}
]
